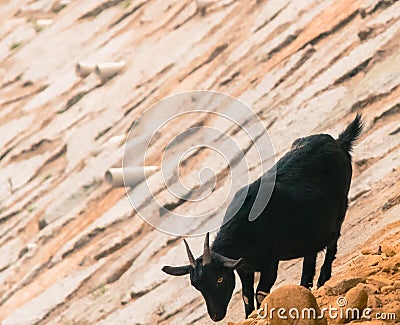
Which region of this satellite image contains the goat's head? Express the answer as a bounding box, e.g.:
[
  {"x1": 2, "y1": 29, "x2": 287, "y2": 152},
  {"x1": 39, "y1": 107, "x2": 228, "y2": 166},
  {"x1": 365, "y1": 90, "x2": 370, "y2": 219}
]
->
[{"x1": 162, "y1": 233, "x2": 242, "y2": 322}]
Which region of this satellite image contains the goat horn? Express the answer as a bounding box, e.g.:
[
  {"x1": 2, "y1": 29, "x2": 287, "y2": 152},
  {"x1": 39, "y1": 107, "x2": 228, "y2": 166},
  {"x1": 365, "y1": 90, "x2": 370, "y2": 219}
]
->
[
  {"x1": 183, "y1": 239, "x2": 196, "y2": 268},
  {"x1": 203, "y1": 232, "x2": 212, "y2": 265}
]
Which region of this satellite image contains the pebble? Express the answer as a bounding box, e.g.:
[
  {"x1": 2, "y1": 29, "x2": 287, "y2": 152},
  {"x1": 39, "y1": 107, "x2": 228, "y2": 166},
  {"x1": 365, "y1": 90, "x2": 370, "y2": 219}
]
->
[{"x1": 358, "y1": 27, "x2": 373, "y2": 41}]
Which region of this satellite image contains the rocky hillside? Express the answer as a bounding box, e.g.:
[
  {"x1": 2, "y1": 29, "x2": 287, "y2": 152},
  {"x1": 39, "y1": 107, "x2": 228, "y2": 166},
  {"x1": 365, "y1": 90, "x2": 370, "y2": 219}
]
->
[
  {"x1": 1, "y1": 0, "x2": 400, "y2": 324},
  {"x1": 234, "y1": 237, "x2": 400, "y2": 324}
]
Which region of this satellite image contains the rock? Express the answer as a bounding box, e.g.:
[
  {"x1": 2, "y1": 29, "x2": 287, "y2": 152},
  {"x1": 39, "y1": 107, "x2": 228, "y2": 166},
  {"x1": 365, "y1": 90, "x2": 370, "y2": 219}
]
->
[
  {"x1": 381, "y1": 244, "x2": 396, "y2": 257},
  {"x1": 353, "y1": 254, "x2": 367, "y2": 265},
  {"x1": 338, "y1": 287, "x2": 368, "y2": 323},
  {"x1": 361, "y1": 247, "x2": 381, "y2": 255},
  {"x1": 356, "y1": 283, "x2": 379, "y2": 294},
  {"x1": 345, "y1": 287, "x2": 368, "y2": 310},
  {"x1": 258, "y1": 285, "x2": 326, "y2": 325},
  {"x1": 368, "y1": 295, "x2": 382, "y2": 309},
  {"x1": 27, "y1": 242, "x2": 37, "y2": 250},
  {"x1": 394, "y1": 281, "x2": 400, "y2": 289},
  {"x1": 367, "y1": 276, "x2": 394, "y2": 288},
  {"x1": 380, "y1": 253, "x2": 388, "y2": 260},
  {"x1": 380, "y1": 285, "x2": 394, "y2": 293},
  {"x1": 324, "y1": 277, "x2": 366, "y2": 296},
  {"x1": 360, "y1": 0, "x2": 382, "y2": 16},
  {"x1": 363, "y1": 266, "x2": 380, "y2": 277},
  {"x1": 365, "y1": 255, "x2": 382, "y2": 266},
  {"x1": 393, "y1": 260, "x2": 400, "y2": 272},
  {"x1": 120, "y1": 292, "x2": 131, "y2": 305},
  {"x1": 248, "y1": 309, "x2": 259, "y2": 318},
  {"x1": 52, "y1": 0, "x2": 69, "y2": 13},
  {"x1": 358, "y1": 27, "x2": 373, "y2": 41},
  {"x1": 239, "y1": 320, "x2": 254, "y2": 325}
]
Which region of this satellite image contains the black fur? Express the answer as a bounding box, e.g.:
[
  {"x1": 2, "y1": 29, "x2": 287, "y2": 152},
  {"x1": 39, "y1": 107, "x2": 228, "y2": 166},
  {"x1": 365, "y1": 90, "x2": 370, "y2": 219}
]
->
[
  {"x1": 338, "y1": 113, "x2": 363, "y2": 154},
  {"x1": 162, "y1": 114, "x2": 363, "y2": 321}
]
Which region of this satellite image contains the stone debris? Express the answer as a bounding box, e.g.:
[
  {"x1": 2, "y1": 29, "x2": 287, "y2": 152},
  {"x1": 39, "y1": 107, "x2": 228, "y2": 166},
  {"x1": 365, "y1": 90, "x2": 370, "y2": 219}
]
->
[
  {"x1": 367, "y1": 275, "x2": 394, "y2": 289},
  {"x1": 324, "y1": 277, "x2": 366, "y2": 296},
  {"x1": 361, "y1": 246, "x2": 382, "y2": 255},
  {"x1": 380, "y1": 285, "x2": 395, "y2": 293},
  {"x1": 237, "y1": 239, "x2": 400, "y2": 324}
]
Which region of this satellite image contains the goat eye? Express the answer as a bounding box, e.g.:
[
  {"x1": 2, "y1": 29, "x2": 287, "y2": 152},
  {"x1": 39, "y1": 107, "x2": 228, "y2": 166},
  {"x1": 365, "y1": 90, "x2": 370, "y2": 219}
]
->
[{"x1": 217, "y1": 277, "x2": 224, "y2": 284}]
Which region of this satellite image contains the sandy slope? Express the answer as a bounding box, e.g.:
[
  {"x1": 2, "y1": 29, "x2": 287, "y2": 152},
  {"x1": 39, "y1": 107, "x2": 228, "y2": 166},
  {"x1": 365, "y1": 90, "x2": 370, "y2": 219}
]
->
[{"x1": 0, "y1": 0, "x2": 399, "y2": 324}]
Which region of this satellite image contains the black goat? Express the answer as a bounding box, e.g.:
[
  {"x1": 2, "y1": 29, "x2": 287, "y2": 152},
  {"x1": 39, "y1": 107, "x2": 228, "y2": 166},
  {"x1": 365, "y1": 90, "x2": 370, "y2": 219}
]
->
[{"x1": 162, "y1": 114, "x2": 363, "y2": 322}]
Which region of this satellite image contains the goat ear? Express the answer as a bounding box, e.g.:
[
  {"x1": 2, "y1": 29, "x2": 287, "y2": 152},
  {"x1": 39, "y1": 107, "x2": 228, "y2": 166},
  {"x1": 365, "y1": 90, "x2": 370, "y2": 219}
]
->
[
  {"x1": 162, "y1": 265, "x2": 191, "y2": 276},
  {"x1": 222, "y1": 257, "x2": 243, "y2": 269},
  {"x1": 214, "y1": 253, "x2": 243, "y2": 269}
]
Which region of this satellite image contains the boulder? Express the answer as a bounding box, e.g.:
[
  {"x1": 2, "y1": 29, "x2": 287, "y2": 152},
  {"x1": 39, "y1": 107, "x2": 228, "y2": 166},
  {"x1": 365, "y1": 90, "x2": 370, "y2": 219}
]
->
[
  {"x1": 337, "y1": 287, "x2": 368, "y2": 323},
  {"x1": 257, "y1": 285, "x2": 327, "y2": 325},
  {"x1": 346, "y1": 286, "x2": 368, "y2": 311},
  {"x1": 356, "y1": 283, "x2": 379, "y2": 294}
]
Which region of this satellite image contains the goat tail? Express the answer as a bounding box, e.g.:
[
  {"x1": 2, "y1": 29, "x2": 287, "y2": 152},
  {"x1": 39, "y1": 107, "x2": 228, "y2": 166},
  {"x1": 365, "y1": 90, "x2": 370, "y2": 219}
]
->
[{"x1": 337, "y1": 113, "x2": 364, "y2": 154}]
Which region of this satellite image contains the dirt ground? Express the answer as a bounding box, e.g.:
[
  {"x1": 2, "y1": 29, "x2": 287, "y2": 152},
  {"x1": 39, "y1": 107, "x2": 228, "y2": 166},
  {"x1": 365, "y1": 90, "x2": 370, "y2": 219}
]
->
[{"x1": 0, "y1": 0, "x2": 399, "y2": 324}]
